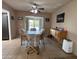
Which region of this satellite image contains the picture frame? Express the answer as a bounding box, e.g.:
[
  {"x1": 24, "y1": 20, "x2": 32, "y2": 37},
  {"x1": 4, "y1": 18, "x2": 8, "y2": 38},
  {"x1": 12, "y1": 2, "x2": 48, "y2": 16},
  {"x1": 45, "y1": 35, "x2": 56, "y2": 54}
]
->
[
  {"x1": 11, "y1": 16, "x2": 14, "y2": 20},
  {"x1": 56, "y1": 13, "x2": 65, "y2": 23},
  {"x1": 45, "y1": 18, "x2": 50, "y2": 22}
]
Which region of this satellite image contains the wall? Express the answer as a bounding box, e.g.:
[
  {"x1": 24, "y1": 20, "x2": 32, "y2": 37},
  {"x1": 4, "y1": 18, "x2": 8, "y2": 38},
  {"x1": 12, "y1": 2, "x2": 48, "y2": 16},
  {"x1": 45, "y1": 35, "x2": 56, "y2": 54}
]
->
[
  {"x1": 51, "y1": 0, "x2": 77, "y2": 55},
  {"x1": 2, "y1": 2, "x2": 16, "y2": 39},
  {"x1": 14, "y1": 10, "x2": 52, "y2": 36},
  {"x1": 2, "y1": 1, "x2": 52, "y2": 37}
]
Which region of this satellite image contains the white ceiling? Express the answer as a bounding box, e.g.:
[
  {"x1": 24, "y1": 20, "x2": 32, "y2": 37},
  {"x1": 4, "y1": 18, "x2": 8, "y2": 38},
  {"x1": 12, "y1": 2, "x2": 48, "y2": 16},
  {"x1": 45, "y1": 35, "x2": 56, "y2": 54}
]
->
[{"x1": 3, "y1": 0, "x2": 72, "y2": 13}]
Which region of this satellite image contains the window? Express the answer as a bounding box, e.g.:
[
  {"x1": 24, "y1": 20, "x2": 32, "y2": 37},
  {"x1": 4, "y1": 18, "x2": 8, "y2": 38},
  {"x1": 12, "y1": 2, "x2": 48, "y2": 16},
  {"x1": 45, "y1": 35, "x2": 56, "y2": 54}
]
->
[
  {"x1": 28, "y1": 19, "x2": 40, "y2": 31},
  {"x1": 25, "y1": 16, "x2": 44, "y2": 31}
]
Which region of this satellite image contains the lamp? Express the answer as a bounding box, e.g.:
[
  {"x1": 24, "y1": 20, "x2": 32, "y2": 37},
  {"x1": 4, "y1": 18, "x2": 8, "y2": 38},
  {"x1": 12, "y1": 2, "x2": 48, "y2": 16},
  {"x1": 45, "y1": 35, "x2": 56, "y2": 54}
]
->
[
  {"x1": 32, "y1": 5, "x2": 37, "y2": 9},
  {"x1": 30, "y1": 9, "x2": 38, "y2": 14}
]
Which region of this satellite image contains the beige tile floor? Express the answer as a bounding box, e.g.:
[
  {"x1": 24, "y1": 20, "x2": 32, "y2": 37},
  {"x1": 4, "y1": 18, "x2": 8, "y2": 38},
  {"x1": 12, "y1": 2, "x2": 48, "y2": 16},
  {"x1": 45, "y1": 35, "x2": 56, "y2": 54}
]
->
[{"x1": 2, "y1": 38, "x2": 77, "y2": 59}]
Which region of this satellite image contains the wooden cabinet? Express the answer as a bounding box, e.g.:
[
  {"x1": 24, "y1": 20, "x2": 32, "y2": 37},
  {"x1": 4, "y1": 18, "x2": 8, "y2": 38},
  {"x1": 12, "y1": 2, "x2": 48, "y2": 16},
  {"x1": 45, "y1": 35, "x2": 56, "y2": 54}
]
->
[{"x1": 50, "y1": 29, "x2": 67, "y2": 43}]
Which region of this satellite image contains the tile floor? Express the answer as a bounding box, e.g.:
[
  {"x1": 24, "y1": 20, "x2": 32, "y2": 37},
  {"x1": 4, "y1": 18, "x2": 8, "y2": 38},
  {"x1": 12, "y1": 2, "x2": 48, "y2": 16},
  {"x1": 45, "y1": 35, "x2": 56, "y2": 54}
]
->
[{"x1": 2, "y1": 38, "x2": 77, "y2": 59}]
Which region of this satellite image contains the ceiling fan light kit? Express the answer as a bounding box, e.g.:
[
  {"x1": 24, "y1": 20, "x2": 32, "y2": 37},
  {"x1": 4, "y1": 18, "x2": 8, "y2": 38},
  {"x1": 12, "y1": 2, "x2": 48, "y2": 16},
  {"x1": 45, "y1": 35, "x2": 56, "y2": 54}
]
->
[
  {"x1": 32, "y1": 4, "x2": 37, "y2": 9},
  {"x1": 30, "y1": 3, "x2": 44, "y2": 14},
  {"x1": 30, "y1": 9, "x2": 38, "y2": 14}
]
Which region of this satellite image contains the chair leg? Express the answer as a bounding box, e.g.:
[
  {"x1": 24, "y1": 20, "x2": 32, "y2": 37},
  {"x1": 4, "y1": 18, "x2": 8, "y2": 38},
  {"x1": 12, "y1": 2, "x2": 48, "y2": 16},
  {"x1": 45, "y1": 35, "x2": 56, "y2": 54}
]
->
[
  {"x1": 21, "y1": 38, "x2": 22, "y2": 46},
  {"x1": 21, "y1": 41, "x2": 22, "y2": 46}
]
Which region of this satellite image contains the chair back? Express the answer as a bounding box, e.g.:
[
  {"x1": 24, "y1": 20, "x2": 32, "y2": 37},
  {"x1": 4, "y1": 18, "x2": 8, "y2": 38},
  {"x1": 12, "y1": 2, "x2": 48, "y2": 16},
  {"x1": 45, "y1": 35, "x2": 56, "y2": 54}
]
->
[
  {"x1": 30, "y1": 28, "x2": 36, "y2": 31},
  {"x1": 20, "y1": 29, "x2": 29, "y2": 40},
  {"x1": 39, "y1": 31, "x2": 45, "y2": 40}
]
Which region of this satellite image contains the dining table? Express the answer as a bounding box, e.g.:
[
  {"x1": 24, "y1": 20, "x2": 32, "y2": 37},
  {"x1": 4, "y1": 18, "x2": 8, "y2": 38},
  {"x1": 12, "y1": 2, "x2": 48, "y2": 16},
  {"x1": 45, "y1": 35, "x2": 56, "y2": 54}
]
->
[
  {"x1": 25, "y1": 29, "x2": 44, "y2": 55},
  {"x1": 26, "y1": 29, "x2": 44, "y2": 47}
]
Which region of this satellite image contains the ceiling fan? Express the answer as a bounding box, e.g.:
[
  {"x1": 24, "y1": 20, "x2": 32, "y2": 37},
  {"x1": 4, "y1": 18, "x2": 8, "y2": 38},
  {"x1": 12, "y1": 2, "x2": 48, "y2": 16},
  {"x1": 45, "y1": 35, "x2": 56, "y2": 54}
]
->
[{"x1": 30, "y1": 3, "x2": 44, "y2": 14}]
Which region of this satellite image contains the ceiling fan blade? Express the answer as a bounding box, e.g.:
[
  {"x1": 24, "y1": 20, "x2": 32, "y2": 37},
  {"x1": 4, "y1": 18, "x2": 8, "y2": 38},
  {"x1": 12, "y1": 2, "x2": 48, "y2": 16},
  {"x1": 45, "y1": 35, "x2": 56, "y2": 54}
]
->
[
  {"x1": 28, "y1": 2, "x2": 44, "y2": 13},
  {"x1": 38, "y1": 8, "x2": 44, "y2": 10},
  {"x1": 29, "y1": 2, "x2": 39, "y2": 6},
  {"x1": 33, "y1": 3, "x2": 39, "y2": 6},
  {"x1": 38, "y1": 10, "x2": 41, "y2": 12}
]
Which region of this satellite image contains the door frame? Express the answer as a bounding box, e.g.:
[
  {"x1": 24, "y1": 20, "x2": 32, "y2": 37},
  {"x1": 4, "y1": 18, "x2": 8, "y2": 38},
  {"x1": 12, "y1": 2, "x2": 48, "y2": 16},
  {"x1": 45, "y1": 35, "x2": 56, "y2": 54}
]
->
[{"x1": 2, "y1": 9, "x2": 11, "y2": 40}]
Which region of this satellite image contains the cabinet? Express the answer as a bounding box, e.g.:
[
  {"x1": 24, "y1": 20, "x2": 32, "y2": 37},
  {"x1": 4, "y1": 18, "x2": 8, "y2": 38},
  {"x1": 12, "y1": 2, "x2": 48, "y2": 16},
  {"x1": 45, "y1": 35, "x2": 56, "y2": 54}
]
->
[{"x1": 50, "y1": 29, "x2": 67, "y2": 43}]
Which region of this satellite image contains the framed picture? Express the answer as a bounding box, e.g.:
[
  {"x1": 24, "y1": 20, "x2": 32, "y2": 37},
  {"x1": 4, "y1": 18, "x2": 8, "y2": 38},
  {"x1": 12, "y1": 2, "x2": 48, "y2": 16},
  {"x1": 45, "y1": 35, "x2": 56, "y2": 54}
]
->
[
  {"x1": 45, "y1": 18, "x2": 50, "y2": 22},
  {"x1": 56, "y1": 13, "x2": 65, "y2": 23},
  {"x1": 11, "y1": 16, "x2": 14, "y2": 20}
]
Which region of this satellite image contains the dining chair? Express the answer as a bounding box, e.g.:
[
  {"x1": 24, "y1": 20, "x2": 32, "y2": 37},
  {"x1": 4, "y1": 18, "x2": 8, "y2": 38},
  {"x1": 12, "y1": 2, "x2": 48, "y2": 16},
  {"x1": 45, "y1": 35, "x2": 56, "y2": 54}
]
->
[
  {"x1": 39, "y1": 31, "x2": 46, "y2": 49},
  {"x1": 20, "y1": 29, "x2": 30, "y2": 46},
  {"x1": 25, "y1": 35, "x2": 40, "y2": 55},
  {"x1": 39, "y1": 31, "x2": 45, "y2": 39}
]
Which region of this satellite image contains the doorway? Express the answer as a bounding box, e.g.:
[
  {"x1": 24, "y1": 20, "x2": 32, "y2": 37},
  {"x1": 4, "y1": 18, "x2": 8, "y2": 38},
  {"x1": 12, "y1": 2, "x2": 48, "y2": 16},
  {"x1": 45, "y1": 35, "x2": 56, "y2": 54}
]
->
[
  {"x1": 2, "y1": 9, "x2": 11, "y2": 40},
  {"x1": 2, "y1": 13, "x2": 9, "y2": 40}
]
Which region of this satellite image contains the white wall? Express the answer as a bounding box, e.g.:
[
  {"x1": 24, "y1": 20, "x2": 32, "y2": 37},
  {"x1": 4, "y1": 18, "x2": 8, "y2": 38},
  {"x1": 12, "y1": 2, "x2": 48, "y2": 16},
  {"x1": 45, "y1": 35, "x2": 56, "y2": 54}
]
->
[{"x1": 51, "y1": 0, "x2": 77, "y2": 55}]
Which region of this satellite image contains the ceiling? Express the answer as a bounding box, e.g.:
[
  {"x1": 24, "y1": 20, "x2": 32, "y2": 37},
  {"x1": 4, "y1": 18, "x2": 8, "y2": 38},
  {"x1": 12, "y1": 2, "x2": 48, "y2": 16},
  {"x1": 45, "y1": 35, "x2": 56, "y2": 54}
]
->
[{"x1": 3, "y1": 0, "x2": 72, "y2": 13}]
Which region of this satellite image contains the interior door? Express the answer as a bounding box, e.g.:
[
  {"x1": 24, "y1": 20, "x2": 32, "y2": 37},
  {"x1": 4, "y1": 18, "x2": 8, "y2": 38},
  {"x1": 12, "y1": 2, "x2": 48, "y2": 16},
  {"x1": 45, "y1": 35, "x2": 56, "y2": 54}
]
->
[{"x1": 2, "y1": 13, "x2": 9, "y2": 40}]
